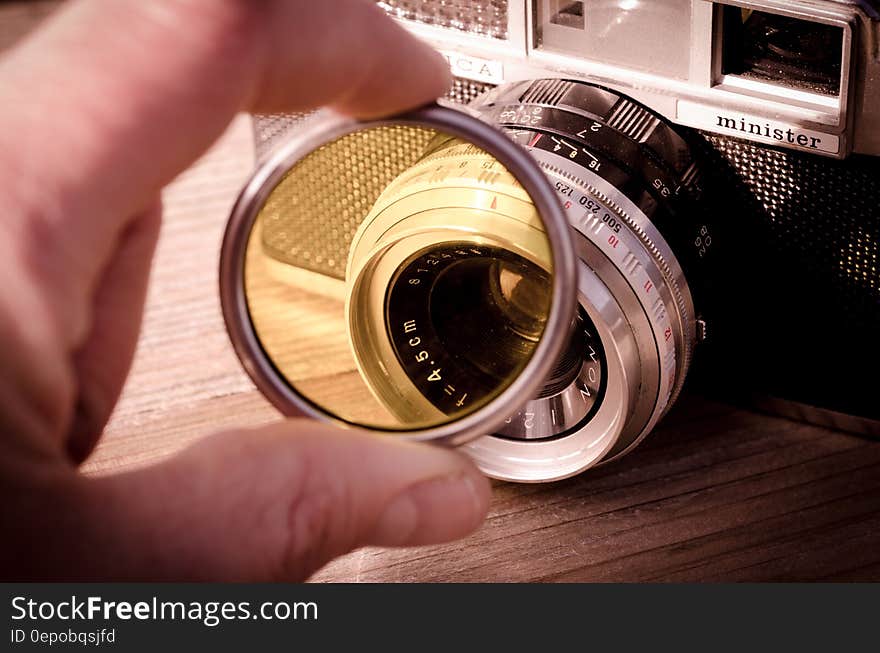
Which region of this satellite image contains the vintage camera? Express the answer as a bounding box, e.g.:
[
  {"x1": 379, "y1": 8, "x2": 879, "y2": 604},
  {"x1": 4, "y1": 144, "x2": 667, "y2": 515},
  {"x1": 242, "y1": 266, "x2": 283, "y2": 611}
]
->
[{"x1": 234, "y1": 0, "x2": 879, "y2": 481}]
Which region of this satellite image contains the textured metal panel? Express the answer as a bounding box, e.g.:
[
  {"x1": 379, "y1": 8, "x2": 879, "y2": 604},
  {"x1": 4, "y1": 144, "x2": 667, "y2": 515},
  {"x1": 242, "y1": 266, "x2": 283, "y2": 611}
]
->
[
  {"x1": 693, "y1": 132, "x2": 880, "y2": 420},
  {"x1": 377, "y1": 0, "x2": 509, "y2": 39},
  {"x1": 445, "y1": 76, "x2": 495, "y2": 105},
  {"x1": 252, "y1": 112, "x2": 314, "y2": 161},
  {"x1": 258, "y1": 126, "x2": 436, "y2": 279},
  {"x1": 251, "y1": 78, "x2": 494, "y2": 279},
  {"x1": 703, "y1": 135, "x2": 878, "y2": 306}
]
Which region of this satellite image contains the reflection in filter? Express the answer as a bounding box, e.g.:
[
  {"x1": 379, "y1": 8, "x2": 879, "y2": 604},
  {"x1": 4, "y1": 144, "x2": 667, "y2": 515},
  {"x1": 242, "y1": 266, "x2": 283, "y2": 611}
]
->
[
  {"x1": 244, "y1": 125, "x2": 553, "y2": 431},
  {"x1": 245, "y1": 126, "x2": 438, "y2": 428}
]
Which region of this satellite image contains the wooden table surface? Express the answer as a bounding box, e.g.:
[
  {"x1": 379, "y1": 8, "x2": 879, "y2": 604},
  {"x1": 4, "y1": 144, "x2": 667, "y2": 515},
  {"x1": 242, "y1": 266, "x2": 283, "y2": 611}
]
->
[{"x1": 7, "y1": 1, "x2": 880, "y2": 582}]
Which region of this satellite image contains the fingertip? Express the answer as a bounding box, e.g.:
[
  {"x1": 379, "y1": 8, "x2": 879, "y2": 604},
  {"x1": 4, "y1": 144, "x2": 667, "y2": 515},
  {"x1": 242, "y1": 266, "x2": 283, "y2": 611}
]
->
[
  {"x1": 331, "y1": 19, "x2": 452, "y2": 118},
  {"x1": 416, "y1": 42, "x2": 454, "y2": 98},
  {"x1": 89, "y1": 421, "x2": 493, "y2": 580},
  {"x1": 369, "y1": 462, "x2": 492, "y2": 547},
  {"x1": 223, "y1": 421, "x2": 492, "y2": 554}
]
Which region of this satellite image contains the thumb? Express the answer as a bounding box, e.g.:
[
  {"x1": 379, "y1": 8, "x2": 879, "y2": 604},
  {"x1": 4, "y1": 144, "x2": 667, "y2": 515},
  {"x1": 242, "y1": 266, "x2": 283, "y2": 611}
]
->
[{"x1": 71, "y1": 421, "x2": 491, "y2": 580}]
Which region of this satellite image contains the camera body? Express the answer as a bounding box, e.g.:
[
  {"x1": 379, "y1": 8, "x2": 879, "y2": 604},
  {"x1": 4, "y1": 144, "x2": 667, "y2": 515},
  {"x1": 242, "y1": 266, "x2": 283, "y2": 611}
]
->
[
  {"x1": 384, "y1": 0, "x2": 880, "y2": 159},
  {"x1": 369, "y1": 0, "x2": 880, "y2": 435},
  {"x1": 246, "y1": 0, "x2": 879, "y2": 481}
]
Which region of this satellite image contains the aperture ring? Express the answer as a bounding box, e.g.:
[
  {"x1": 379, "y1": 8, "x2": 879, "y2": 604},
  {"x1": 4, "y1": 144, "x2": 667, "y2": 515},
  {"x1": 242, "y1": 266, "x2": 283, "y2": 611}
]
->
[
  {"x1": 538, "y1": 157, "x2": 694, "y2": 410},
  {"x1": 492, "y1": 107, "x2": 691, "y2": 216},
  {"x1": 476, "y1": 79, "x2": 701, "y2": 199}
]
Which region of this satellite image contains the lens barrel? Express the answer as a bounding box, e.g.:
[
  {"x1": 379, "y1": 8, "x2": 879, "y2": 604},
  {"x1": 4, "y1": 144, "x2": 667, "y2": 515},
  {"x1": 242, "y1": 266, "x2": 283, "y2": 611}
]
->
[
  {"x1": 458, "y1": 79, "x2": 709, "y2": 480},
  {"x1": 339, "y1": 81, "x2": 710, "y2": 480},
  {"x1": 346, "y1": 134, "x2": 555, "y2": 425}
]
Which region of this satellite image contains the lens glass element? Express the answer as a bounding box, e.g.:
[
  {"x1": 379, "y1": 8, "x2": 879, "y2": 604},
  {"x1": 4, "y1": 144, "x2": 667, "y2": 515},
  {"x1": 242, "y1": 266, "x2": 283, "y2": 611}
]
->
[{"x1": 241, "y1": 123, "x2": 557, "y2": 431}]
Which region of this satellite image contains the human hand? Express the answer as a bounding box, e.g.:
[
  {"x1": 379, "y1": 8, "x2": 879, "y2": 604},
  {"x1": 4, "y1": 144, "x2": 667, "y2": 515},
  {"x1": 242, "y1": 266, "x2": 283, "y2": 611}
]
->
[{"x1": 0, "y1": 0, "x2": 490, "y2": 581}]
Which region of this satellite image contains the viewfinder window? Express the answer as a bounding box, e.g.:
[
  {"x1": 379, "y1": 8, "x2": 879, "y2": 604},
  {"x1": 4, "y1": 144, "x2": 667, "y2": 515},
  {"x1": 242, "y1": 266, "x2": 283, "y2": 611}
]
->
[{"x1": 721, "y1": 7, "x2": 844, "y2": 96}]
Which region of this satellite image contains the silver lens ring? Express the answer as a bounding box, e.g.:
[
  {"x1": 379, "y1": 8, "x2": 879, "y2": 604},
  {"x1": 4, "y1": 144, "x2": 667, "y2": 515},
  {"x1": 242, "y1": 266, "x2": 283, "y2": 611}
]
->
[
  {"x1": 465, "y1": 80, "x2": 703, "y2": 478},
  {"x1": 463, "y1": 263, "x2": 641, "y2": 482},
  {"x1": 535, "y1": 152, "x2": 694, "y2": 460}
]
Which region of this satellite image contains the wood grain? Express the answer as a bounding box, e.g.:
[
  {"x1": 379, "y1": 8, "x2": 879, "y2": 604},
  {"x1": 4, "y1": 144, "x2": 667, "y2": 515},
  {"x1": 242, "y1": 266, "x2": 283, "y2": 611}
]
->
[
  {"x1": 5, "y1": 1, "x2": 880, "y2": 582},
  {"x1": 245, "y1": 220, "x2": 399, "y2": 427}
]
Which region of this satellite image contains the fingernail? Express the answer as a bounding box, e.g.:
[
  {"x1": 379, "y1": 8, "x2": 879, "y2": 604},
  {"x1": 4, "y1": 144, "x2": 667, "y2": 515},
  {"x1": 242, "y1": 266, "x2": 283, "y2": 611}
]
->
[{"x1": 370, "y1": 473, "x2": 489, "y2": 546}]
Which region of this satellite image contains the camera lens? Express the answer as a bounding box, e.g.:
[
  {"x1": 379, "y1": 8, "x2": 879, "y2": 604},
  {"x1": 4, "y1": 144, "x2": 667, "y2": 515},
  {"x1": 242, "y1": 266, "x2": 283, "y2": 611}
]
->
[
  {"x1": 383, "y1": 242, "x2": 551, "y2": 415},
  {"x1": 346, "y1": 133, "x2": 557, "y2": 425},
  {"x1": 380, "y1": 242, "x2": 603, "y2": 427},
  {"x1": 335, "y1": 81, "x2": 709, "y2": 480},
  {"x1": 461, "y1": 79, "x2": 708, "y2": 480},
  {"x1": 231, "y1": 84, "x2": 707, "y2": 480}
]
